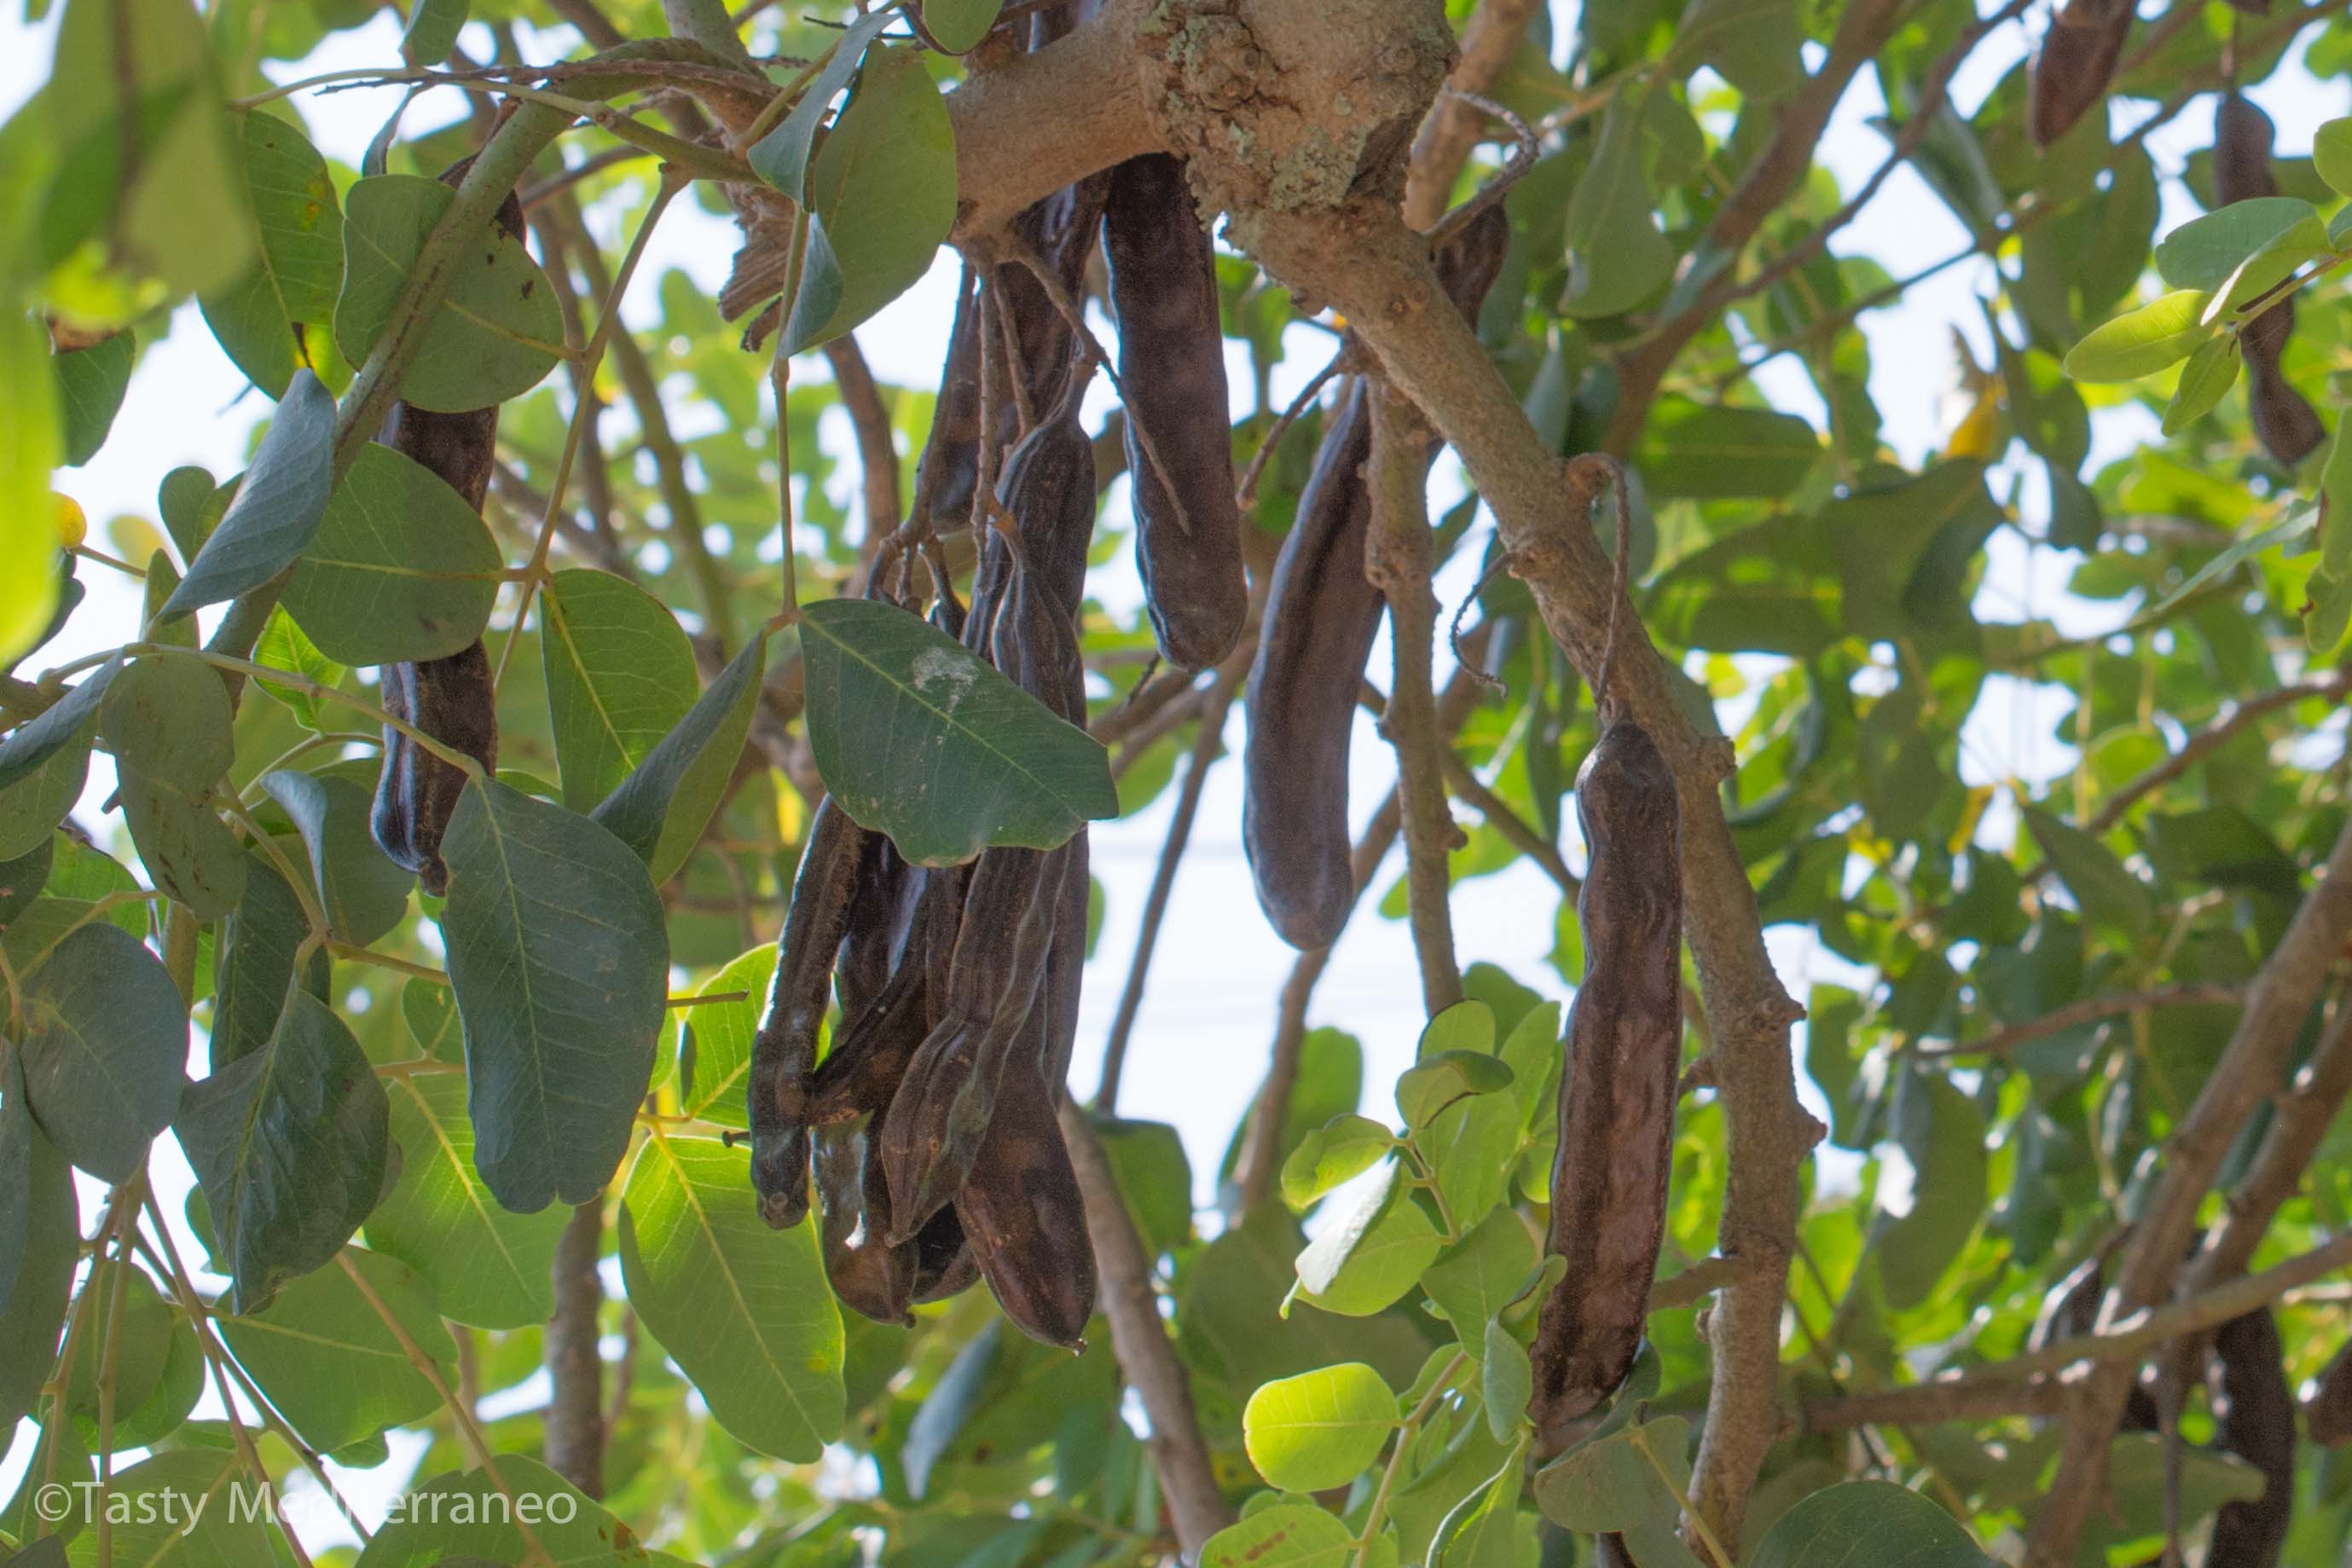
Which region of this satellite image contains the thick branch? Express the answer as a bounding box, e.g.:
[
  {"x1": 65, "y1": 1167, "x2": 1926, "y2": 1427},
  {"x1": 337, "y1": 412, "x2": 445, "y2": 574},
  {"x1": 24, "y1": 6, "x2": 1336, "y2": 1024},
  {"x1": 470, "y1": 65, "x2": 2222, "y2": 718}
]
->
[
  {"x1": 544, "y1": 1200, "x2": 606, "y2": 1499},
  {"x1": 1243, "y1": 205, "x2": 1805, "y2": 1549},
  {"x1": 1060, "y1": 1106, "x2": 1235, "y2": 1554},
  {"x1": 1365, "y1": 387, "x2": 1463, "y2": 1015},
  {"x1": 2030, "y1": 813, "x2": 2352, "y2": 1565},
  {"x1": 2188, "y1": 998, "x2": 2352, "y2": 1298}
]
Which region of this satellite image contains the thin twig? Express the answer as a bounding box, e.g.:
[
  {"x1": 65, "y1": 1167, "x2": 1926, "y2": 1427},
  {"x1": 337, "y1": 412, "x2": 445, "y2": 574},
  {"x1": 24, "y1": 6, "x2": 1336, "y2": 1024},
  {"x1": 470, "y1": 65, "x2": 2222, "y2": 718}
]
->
[
  {"x1": 1236, "y1": 345, "x2": 1350, "y2": 510},
  {"x1": 1365, "y1": 385, "x2": 1463, "y2": 1015},
  {"x1": 545, "y1": 1198, "x2": 607, "y2": 1499},
  {"x1": 1095, "y1": 650, "x2": 1250, "y2": 1111},
  {"x1": 1915, "y1": 983, "x2": 2247, "y2": 1060},
  {"x1": 1059, "y1": 1106, "x2": 1236, "y2": 1554},
  {"x1": 2088, "y1": 670, "x2": 2351, "y2": 832},
  {"x1": 821, "y1": 333, "x2": 904, "y2": 563},
  {"x1": 1400, "y1": 0, "x2": 1542, "y2": 230}
]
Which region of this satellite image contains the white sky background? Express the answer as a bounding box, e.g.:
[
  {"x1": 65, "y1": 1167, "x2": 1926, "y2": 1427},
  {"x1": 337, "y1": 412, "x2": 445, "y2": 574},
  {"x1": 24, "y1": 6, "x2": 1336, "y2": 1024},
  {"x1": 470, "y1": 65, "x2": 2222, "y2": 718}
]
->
[{"x1": 4, "y1": 0, "x2": 2349, "y2": 1545}]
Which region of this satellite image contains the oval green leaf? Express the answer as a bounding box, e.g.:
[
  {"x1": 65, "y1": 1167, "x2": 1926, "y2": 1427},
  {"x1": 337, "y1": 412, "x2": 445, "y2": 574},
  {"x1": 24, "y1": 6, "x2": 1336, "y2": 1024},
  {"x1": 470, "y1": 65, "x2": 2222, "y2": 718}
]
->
[
  {"x1": 161, "y1": 368, "x2": 335, "y2": 616},
  {"x1": 619, "y1": 1133, "x2": 846, "y2": 1461},
  {"x1": 592, "y1": 635, "x2": 767, "y2": 884},
  {"x1": 99, "y1": 653, "x2": 246, "y2": 917},
  {"x1": 282, "y1": 440, "x2": 504, "y2": 664},
  {"x1": 2063, "y1": 291, "x2": 2213, "y2": 384},
  {"x1": 798, "y1": 597, "x2": 1115, "y2": 866},
  {"x1": 1748, "y1": 1479, "x2": 1992, "y2": 1568},
  {"x1": 542, "y1": 566, "x2": 701, "y2": 811},
  {"x1": 1200, "y1": 1505, "x2": 1358, "y2": 1568},
  {"x1": 198, "y1": 110, "x2": 344, "y2": 399},
  {"x1": 1243, "y1": 1362, "x2": 1397, "y2": 1492},
  {"x1": 333, "y1": 172, "x2": 565, "y2": 413},
  {"x1": 214, "y1": 1246, "x2": 455, "y2": 1455},
  {"x1": 440, "y1": 777, "x2": 669, "y2": 1212},
  {"x1": 19, "y1": 922, "x2": 187, "y2": 1182}
]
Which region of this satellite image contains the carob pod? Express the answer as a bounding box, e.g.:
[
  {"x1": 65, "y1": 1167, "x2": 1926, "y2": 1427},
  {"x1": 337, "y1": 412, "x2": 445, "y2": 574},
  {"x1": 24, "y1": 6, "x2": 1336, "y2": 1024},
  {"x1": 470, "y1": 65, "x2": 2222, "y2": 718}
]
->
[
  {"x1": 907, "y1": 268, "x2": 986, "y2": 538},
  {"x1": 1241, "y1": 207, "x2": 1510, "y2": 950},
  {"x1": 2308, "y1": 1337, "x2": 2352, "y2": 1445},
  {"x1": 2209, "y1": 1307, "x2": 2294, "y2": 1567},
  {"x1": 2028, "y1": 0, "x2": 2134, "y2": 148},
  {"x1": 2031, "y1": 1256, "x2": 2160, "y2": 1431},
  {"x1": 368, "y1": 159, "x2": 522, "y2": 893},
  {"x1": 2217, "y1": 91, "x2": 2326, "y2": 465},
  {"x1": 1527, "y1": 718, "x2": 1682, "y2": 1450},
  {"x1": 1101, "y1": 152, "x2": 1248, "y2": 670},
  {"x1": 748, "y1": 797, "x2": 866, "y2": 1229},
  {"x1": 814, "y1": 1122, "x2": 914, "y2": 1324}
]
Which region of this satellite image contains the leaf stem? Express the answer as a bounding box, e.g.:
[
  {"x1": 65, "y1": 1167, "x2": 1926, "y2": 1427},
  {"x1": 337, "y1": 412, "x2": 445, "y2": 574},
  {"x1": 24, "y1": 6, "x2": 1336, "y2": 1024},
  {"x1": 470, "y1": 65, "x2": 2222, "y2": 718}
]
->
[
  {"x1": 1354, "y1": 1351, "x2": 1468, "y2": 1567},
  {"x1": 334, "y1": 1250, "x2": 555, "y2": 1566}
]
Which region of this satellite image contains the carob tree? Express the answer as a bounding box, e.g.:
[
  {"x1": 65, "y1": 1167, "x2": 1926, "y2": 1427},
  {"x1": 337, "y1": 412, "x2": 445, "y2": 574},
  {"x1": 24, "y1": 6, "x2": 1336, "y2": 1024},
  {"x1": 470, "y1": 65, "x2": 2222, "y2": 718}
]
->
[{"x1": 9, "y1": 0, "x2": 2352, "y2": 1563}]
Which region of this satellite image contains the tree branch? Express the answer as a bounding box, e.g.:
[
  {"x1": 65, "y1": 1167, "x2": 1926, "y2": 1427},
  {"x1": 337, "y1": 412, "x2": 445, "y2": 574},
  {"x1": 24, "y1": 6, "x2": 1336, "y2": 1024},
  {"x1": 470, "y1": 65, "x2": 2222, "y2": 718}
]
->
[
  {"x1": 2029, "y1": 813, "x2": 2352, "y2": 1566},
  {"x1": 2187, "y1": 996, "x2": 2352, "y2": 1301},
  {"x1": 1096, "y1": 649, "x2": 1252, "y2": 1111},
  {"x1": 544, "y1": 1200, "x2": 606, "y2": 1500},
  {"x1": 1807, "y1": 1230, "x2": 2352, "y2": 1434},
  {"x1": 1915, "y1": 983, "x2": 2246, "y2": 1061},
  {"x1": 1442, "y1": 749, "x2": 1577, "y2": 897},
  {"x1": 1365, "y1": 385, "x2": 1463, "y2": 1016},
  {"x1": 1060, "y1": 1106, "x2": 1235, "y2": 1554},
  {"x1": 1399, "y1": 0, "x2": 1542, "y2": 230},
  {"x1": 820, "y1": 333, "x2": 903, "y2": 561},
  {"x1": 2087, "y1": 669, "x2": 2351, "y2": 833}
]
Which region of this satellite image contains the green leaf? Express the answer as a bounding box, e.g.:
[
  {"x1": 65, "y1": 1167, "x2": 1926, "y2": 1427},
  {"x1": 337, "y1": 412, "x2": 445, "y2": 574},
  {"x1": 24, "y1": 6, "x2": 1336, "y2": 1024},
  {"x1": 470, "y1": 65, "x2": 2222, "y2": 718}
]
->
[
  {"x1": 258, "y1": 770, "x2": 410, "y2": 945},
  {"x1": 0, "y1": 1114, "x2": 76, "y2": 1430},
  {"x1": 1094, "y1": 1114, "x2": 1196, "y2": 1255},
  {"x1": 1422, "y1": 1208, "x2": 1539, "y2": 1354},
  {"x1": 18, "y1": 923, "x2": 186, "y2": 1182},
  {"x1": 0, "y1": 1052, "x2": 30, "y2": 1316},
  {"x1": 1430, "y1": 1444, "x2": 1527, "y2": 1568},
  {"x1": 333, "y1": 172, "x2": 565, "y2": 413},
  {"x1": 2023, "y1": 807, "x2": 2152, "y2": 939},
  {"x1": 798, "y1": 597, "x2": 1115, "y2": 865},
  {"x1": 0, "y1": 835, "x2": 51, "y2": 927},
  {"x1": 211, "y1": 849, "x2": 316, "y2": 1067},
  {"x1": 439, "y1": 778, "x2": 669, "y2": 1212},
  {"x1": 401, "y1": 975, "x2": 461, "y2": 1060},
  {"x1": 45, "y1": 0, "x2": 252, "y2": 300},
  {"x1": 368, "y1": 1070, "x2": 570, "y2": 1329},
  {"x1": 2146, "y1": 507, "x2": 2318, "y2": 620},
  {"x1": 542, "y1": 567, "x2": 701, "y2": 811},
  {"x1": 1243, "y1": 1362, "x2": 1397, "y2": 1491},
  {"x1": 177, "y1": 989, "x2": 389, "y2": 1312},
  {"x1": 1199, "y1": 1506, "x2": 1357, "y2": 1568},
  {"x1": 780, "y1": 45, "x2": 958, "y2": 355},
  {"x1": 1417, "y1": 1000, "x2": 1496, "y2": 1058},
  {"x1": 199, "y1": 110, "x2": 345, "y2": 398},
  {"x1": 1560, "y1": 97, "x2": 1671, "y2": 319},
  {"x1": 1533, "y1": 1416, "x2": 1684, "y2": 1534},
  {"x1": 161, "y1": 368, "x2": 335, "y2": 616},
  {"x1": 1636, "y1": 397, "x2": 1821, "y2": 500},
  {"x1": 0, "y1": 311, "x2": 63, "y2": 668},
  {"x1": 1748, "y1": 1479, "x2": 1991, "y2": 1567},
  {"x1": 1874, "y1": 1071, "x2": 1988, "y2": 1311},
  {"x1": 922, "y1": 0, "x2": 999, "y2": 50},
  {"x1": 2162, "y1": 334, "x2": 2240, "y2": 436},
  {"x1": 282, "y1": 440, "x2": 503, "y2": 663},
  {"x1": 619, "y1": 1133, "x2": 846, "y2": 1461},
  {"x1": 0, "y1": 656, "x2": 116, "y2": 860},
  {"x1": 2316, "y1": 116, "x2": 2352, "y2": 200},
  {"x1": 1281, "y1": 1114, "x2": 1396, "y2": 1208},
  {"x1": 748, "y1": 7, "x2": 897, "y2": 202},
  {"x1": 1480, "y1": 1322, "x2": 1531, "y2": 1440},
  {"x1": 1496, "y1": 1001, "x2": 1561, "y2": 1132},
  {"x1": 99, "y1": 653, "x2": 246, "y2": 917},
  {"x1": 351, "y1": 1455, "x2": 694, "y2": 1568},
  {"x1": 402, "y1": 0, "x2": 468, "y2": 61},
  {"x1": 58, "y1": 1449, "x2": 267, "y2": 1565},
  {"x1": 252, "y1": 605, "x2": 345, "y2": 731},
  {"x1": 674, "y1": 942, "x2": 777, "y2": 1129},
  {"x1": 1295, "y1": 1162, "x2": 1443, "y2": 1317},
  {"x1": 51, "y1": 329, "x2": 134, "y2": 466},
  {"x1": 2154, "y1": 196, "x2": 2323, "y2": 291},
  {"x1": 2324, "y1": 414, "x2": 2352, "y2": 581},
  {"x1": 2062, "y1": 292, "x2": 2213, "y2": 383},
  {"x1": 1396, "y1": 1050, "x2": 1514, "y2": 1129},
  {"x1": 215, "y1": 1246, "x2": 455, "y2": 1455},
  {"x1": 592, "y1": 635, "x2": 767, "y2": 884}
]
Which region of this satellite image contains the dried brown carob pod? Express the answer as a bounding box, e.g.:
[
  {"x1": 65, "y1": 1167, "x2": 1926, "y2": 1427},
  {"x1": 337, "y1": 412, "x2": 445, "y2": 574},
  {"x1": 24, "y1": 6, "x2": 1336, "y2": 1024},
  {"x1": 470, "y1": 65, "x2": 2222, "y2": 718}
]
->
[
  {"x1": 1102, "y1": 152, "x2": 1248, "y2": 670},
  {"x1": 2030, "y1": 1255, "x2": 2159, "y2": 1432},
  {"x1": 907, "y1": 267, "x2": 987, "y2": 539},
  {"x1": 2209, "y1": 1307, "x2": 2294, "y2": 1567},
  {"x1": 2028, "y1": 0, "x2": 2133, "y2": 148},
  {"x1": 749, "y1": 798, "x2": 866, "y2": 1230},
  {"x1": 1527, "y1": 718, "x2": 1682, "y2": 1450},
  {"x1": 1241, "y1": 206, "x2": 1510, "y2": 951},
  {"x1": 2305, "y1": 1337, "x2": 2352, "y2": 1445},
  {"x1": 2216, "y1": 92, "x2": 2326, "y2": 465},
  {"x1": 368, "y1": 158, "x2": 524, "y2": 894}
]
